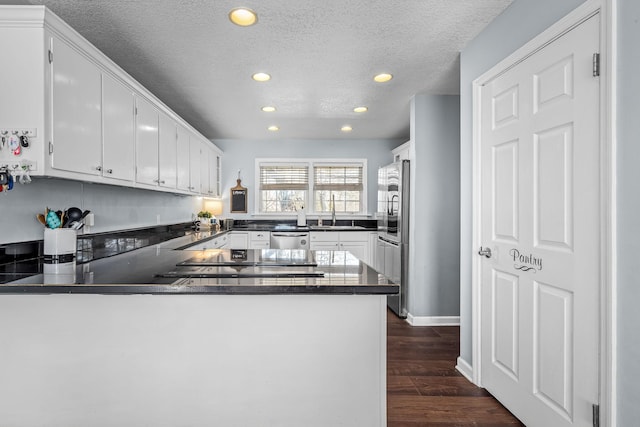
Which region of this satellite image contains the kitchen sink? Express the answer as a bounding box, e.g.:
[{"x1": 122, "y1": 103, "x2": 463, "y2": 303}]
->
[{"x1": 309, "y1": 225, "x2": 366, "y2": 230}]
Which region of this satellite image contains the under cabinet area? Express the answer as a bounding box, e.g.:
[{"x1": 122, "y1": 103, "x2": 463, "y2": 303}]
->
[{"x1": 0, "y1": 7, "x2": 222, "y2": 197}]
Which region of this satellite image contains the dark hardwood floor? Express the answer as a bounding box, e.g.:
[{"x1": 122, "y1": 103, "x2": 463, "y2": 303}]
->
[{"x1": 387, "y1": 311, "x2": 525, "y2": 426}]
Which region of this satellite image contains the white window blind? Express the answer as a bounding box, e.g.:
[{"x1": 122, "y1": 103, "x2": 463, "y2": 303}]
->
[
  {"x1": 259, "y1": 164, "x2": 309, "y2": 213},
  {"x1": 259, "y1": 165, "x2": 309, "y2": 190},
  {"x1": 313, "y1": 165, "x2": 363, "y2": 213}
]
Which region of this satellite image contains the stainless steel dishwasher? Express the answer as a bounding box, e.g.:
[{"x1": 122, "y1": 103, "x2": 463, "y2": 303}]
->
[{"x1": 270, "y1": 232, "x2": 310, "y2": 249}]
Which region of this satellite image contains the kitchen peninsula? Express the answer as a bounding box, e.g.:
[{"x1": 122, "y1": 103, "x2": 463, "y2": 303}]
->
[{"x1": 0, "y1": 232, "x2": 396, "y2": 427}]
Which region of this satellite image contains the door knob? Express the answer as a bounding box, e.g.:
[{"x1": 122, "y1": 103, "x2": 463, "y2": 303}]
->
[{"x1": 478, "y1": 246, "x2": 492, "y2": 258}]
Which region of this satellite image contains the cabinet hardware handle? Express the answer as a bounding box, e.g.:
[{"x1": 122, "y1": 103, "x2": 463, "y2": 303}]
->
[
  {"x1": 106, "y1": 169, "x2": 113, "y2": 174},
  {"x1": 96, "y1": 166, "x2": 102, "y2": 171},
  {"x1": 160, "y1": 180, "x2": 165, "y2": 184},
  {"x1": 153, "y1": 179, "x2": 159, "y2": 183}
]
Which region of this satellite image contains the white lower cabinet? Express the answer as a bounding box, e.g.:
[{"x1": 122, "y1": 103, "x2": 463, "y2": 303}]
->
[
  {"x1": 310, "y1": 232, "x2": 371, "y2": 264},
  {"x1": 249, "y1": 231, "x2": 270, "y2": 249},
  {"x1": 186, "y1": 234, "x2": 228, "y2": 250},
  {"x1": 229, "y1": 232, "x2": 249, "y2": 249}
]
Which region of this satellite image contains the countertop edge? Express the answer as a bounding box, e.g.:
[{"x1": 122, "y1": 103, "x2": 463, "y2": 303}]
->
[{"x1": 0, "y1": 284, "x2": 398, "y2": 295}]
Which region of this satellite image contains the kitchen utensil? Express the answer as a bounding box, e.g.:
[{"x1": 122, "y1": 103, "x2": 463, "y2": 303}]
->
[
  {"x1": 46, "y1": 210, "x2": 61, "y2": 229},
  {"x1": 66, "y1": 207, "x2": 83, "y2": 222},
  {"x1": 36, "y1": 214, "x2": 46, "y2": 225},
  {"x1": 81, "y1": 209, "x2": 91, "y2": 219}
]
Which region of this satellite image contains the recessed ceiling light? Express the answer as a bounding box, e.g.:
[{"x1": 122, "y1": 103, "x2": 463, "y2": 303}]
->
[
  {"x1": 373, "y1": 73, "x2": 393, "y2": 83},
  {"x1": 229, "y1": 7, "x2": 258, "y2": 26},
  {"x1": 252, "y1": 72, "x2": 271, "y2": 82},
  {"x1": 261, "y1": 106, "x2": 276, "y2": 112},
  {"x1": 341, "y1": 125, "x2": 353, "y2": 132},
  {"x1": 268, "y1": 125, "x2": 279, "y2": 132},
  {"x1": 353, "y1": 106, "x2": 368, "y2": 113}
]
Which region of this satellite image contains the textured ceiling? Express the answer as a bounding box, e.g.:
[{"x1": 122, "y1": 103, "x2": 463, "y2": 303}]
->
[{"x1": 8, "y1": 0, "x2": 512, "y2": 140}]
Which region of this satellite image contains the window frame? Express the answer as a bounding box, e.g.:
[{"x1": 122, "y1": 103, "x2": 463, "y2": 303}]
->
[{"x1": 255, "y1": 158, "x2": 368, "y2": 216}]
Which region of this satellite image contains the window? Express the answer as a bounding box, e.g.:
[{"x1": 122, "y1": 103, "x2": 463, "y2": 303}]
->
[
  {"x1": 257, "y1": 159, "x2": 366, "y2": 215},
  {"x1": 313, "y1": 165, "x2": 363, "y2": 214},
  {"x1": 259, "y1": 164, "x2": 309, "y2": 213}
]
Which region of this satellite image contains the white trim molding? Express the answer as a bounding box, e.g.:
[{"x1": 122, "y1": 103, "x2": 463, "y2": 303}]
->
[
  {"x1": 456, "y1": 357, "x2": 474, "y2": 383},
  {"x1": 471, "y1": 1, "x2": 614, "y2": 426},
  {"x1": 405, "y1": 314, "x2": 460, "y2": 327}
]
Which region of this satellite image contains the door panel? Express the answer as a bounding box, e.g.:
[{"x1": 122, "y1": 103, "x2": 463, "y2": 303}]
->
[
  {"x1": 492, "y1": 269, "x2": 519, "y2": 381},
  {"x1": 493, "y1": 140, "x2": 519, "y2": 243},
  {"x1": 479, "y1": 14, "x2": 600, "y2": 427}
]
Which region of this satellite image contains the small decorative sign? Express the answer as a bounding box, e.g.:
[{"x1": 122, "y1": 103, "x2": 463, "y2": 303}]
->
[
  {"x1": 509, "y1": 248, "x2": 543, "y2": 273},
  {"x1": 230, "y1": 179, "x2": 247, "y2": 213}
]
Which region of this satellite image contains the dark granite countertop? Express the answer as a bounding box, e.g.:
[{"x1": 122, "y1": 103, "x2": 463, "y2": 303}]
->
[{"x1": 1, "y1": 235, "x2": 396, "y2": 295}]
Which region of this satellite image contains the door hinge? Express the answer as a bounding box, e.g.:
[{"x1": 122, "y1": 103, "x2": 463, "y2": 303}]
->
[
  {"x1": 593, "y1": 53, "x2": 600, "y2": 77},
  {"x1": 592, "y1": 404, "x2": 600, "y2": 427},
  {"x1": 48, "y1": 141, "x2": 53, "y2": 155},
  {"x1": 48, "y1": 50, "x2": 53, "y2": 64}
]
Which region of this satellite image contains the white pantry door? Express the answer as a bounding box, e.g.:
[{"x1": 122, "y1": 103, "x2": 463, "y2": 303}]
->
[{"x1": 479, "y1": 14, "x2": 600, "y2": 427}]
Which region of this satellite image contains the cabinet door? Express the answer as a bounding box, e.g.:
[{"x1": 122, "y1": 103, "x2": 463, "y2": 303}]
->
[
  {"x1": 310, "y1": 242, "x2": 339, "y2": 251},
  {"x1": 215, "y1": 154, "x2": 221, "y2": 197},
  {"x1": 200, "y1": 143, "x2": 211, "y2": 196},
  {"x1": 339, "y1": 241, "x2": 368, "y2": 262},
  {"x1": 102, "y1": 73, "x2": 134, "y2": 182},
  {"x1": 158, "y1": 112, "x2": 177, "y2": 188},
  {"x1": 229, "y1": 232, "x2": 249, "y2": 249},
  {"x1": 135, "y1": 96, "x2": 159, "y2": 185},
  {"x1": 176, "y1": 125, "x2": 190, "y2": 191},
  {"x1": 50, "y1": 37, "x2": 102, "y2": 175},
  {"x1": 208, "y1": 148, "x2": 219, "y2": 197},
  {"x1": 188, "y1": 136, "x2": 201, "y2": 193}
]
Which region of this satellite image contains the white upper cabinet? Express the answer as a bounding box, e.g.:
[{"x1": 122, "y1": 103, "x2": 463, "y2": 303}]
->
[
  {"x1": 102, "y1": 72, "x2": 135, "y2": 182},
  {"x1": 158, "y1": 112, "x2": 177, "y2": 189},
  {"x1": 176, "y1": 125, "x2": 191, "y2": 192},
  {"x1": 392, "y1": 141, "x2": 411, "y2": 162},
  {"x1": 0, "y1": 7, "x2": 223, "y2": 196},
  {"x1": 189, "y1": 136, "x2": 202, "y2": 194},
  {"x1": 199, "y1": 142, "x2": 220, "y2": 197},
  {"x1": 50, "y1": 36, "x2": 102, "y2": 175},
  {"x1": 134, "y1": 96, "x2": 159, "y2": 186}
]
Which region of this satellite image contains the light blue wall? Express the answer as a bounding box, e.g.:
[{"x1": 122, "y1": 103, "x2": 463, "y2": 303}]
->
[
  {"x1": 458, "y1": 0, "x2": 586, "y2": 367},
  {"x1": 616, "y1": 0, "x2": 640, "y2": 424},
  {"x1": 213, "y1": 139, "x2": 403, "y2": 218},
  {"x1": 1, "y1": 179, "x2": 202, "y2": 245},
  {"x1": 408, "y1": 95, "x2": 460, "y2": 317}
]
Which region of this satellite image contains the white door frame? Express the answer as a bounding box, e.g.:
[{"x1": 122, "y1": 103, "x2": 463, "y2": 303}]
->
[{"x1": 470, "y1": 0, "x2": 617, "y2": 425}]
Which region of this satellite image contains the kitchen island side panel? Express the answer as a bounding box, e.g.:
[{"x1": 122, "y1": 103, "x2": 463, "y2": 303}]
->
[{"x1": 0, "y1": 294, "x2": 387, "y2": 427}]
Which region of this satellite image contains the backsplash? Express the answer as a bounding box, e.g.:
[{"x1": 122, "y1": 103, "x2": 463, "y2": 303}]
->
[{"x1": 0, "y1": 177, "x2": 203, "y2": 245}]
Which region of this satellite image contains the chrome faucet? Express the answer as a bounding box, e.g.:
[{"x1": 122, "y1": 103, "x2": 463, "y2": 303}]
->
[{"x1": 331, "y1": 195, "x2": 336, "y2": 226}]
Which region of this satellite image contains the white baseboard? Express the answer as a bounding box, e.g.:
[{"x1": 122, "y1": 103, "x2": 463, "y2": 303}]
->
[
  {"x1": 405, "y1": 314, "x2": 460, "y2": 326},
  {"x1": 456, "y1": 357, "x2": 474, "y2": 383}
]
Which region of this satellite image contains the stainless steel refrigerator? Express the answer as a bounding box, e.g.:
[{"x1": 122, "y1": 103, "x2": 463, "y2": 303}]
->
[{"x1": 376, "y1": 160, "x2": 409, "y2": 318}]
